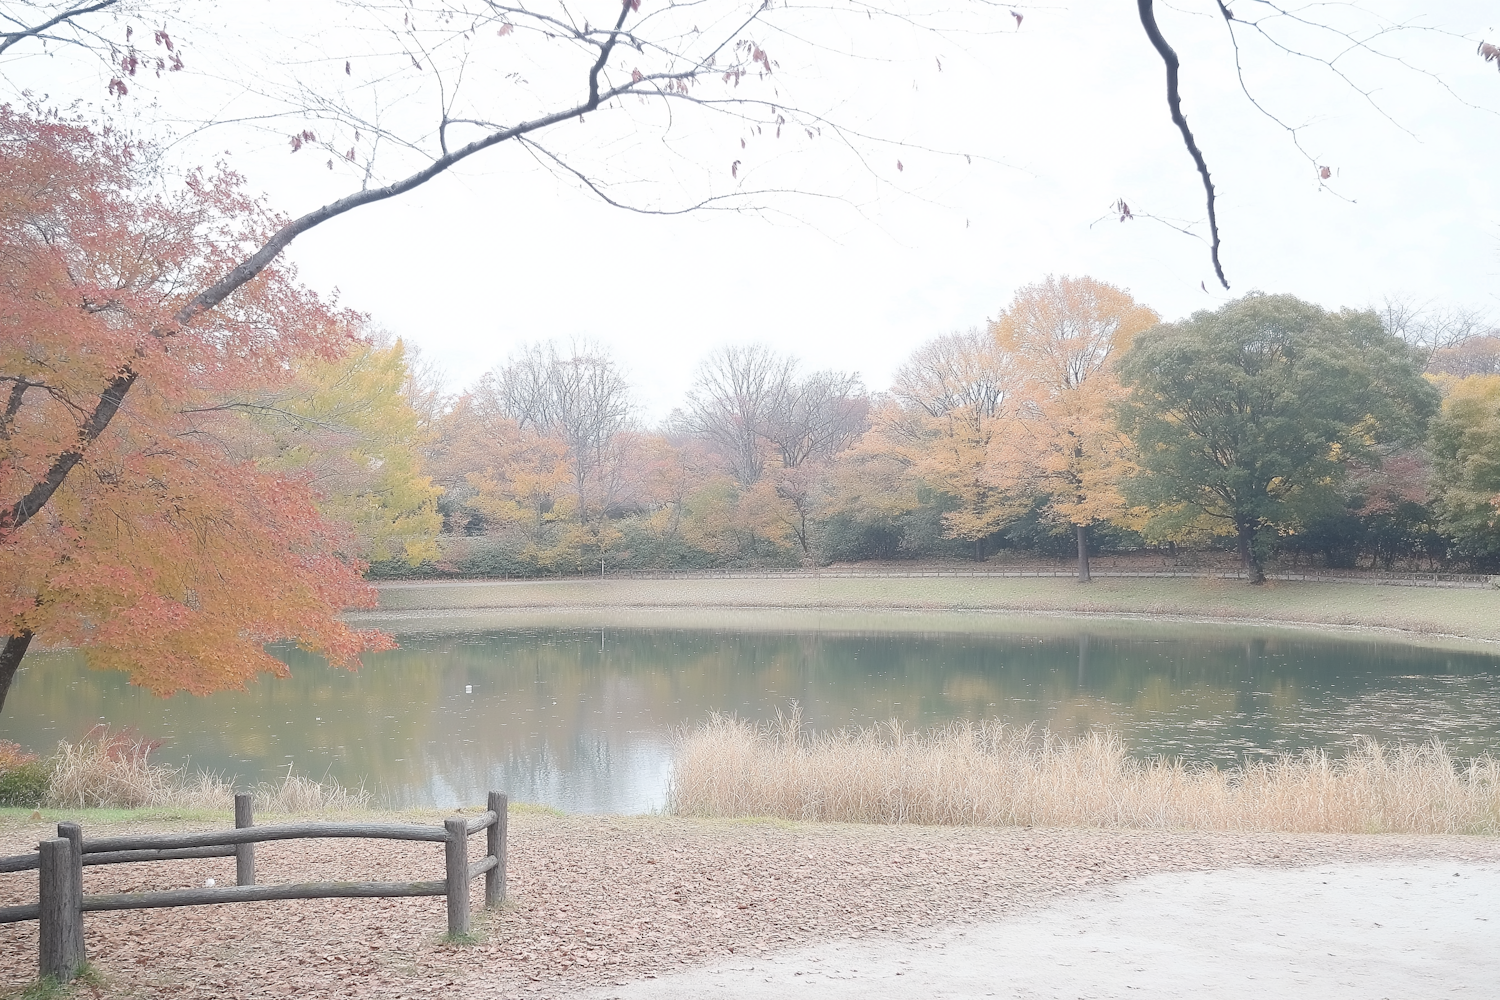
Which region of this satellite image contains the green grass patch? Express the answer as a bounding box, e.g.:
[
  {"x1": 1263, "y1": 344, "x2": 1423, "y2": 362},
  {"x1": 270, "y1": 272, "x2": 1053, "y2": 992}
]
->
[{"x1": 2, "y1": 964, "x2": 105, "y2": 1000}]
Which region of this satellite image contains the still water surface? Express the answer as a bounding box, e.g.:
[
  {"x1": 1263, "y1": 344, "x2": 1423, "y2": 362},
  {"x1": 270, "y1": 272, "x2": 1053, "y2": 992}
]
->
[{"x1": 5, "y1": 611, "x2": 1499, "y2": 813}]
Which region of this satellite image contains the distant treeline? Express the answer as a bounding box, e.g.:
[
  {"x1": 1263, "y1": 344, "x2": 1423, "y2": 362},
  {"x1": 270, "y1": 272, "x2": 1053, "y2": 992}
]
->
[{"x1": 286, "y1": 282, "x2": 1500, "y2": 581}]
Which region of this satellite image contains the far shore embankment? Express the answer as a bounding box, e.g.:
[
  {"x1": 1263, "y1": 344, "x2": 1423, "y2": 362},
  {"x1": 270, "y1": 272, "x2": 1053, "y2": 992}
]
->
[{"x1": 364, "y1": 572, "x2": 1500, "y2": 647}]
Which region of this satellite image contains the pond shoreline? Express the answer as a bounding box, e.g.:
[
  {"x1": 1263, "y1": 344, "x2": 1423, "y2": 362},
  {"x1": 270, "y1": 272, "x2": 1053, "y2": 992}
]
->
[{"x1": 367, "y1": 575, "x2": 1500, "y2": 647}]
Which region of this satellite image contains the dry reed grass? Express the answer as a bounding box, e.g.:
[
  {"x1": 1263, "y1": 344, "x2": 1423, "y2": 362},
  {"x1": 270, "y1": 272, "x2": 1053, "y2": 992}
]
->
[
  {"x1": 669, "y1": 712, "x2": 1500, "y2": 835},
  {"x1": 42, "y1": 727, "x2": 369, "y2": 812}
]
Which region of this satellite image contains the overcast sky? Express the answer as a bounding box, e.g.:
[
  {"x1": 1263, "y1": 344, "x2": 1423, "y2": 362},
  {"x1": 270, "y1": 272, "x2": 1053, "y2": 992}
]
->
[{"x1": 6, "y1": 0, "x2": 1498, "y2": 420}]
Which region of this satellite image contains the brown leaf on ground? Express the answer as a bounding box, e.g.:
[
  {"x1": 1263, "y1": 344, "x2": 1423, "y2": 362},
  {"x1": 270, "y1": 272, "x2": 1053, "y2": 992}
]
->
[{"x1": 3, "y1": 813, "x2": 1497, "y2": 998}]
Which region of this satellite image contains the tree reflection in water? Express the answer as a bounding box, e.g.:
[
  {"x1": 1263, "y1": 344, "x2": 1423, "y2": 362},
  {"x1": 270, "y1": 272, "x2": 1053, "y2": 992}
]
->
[{"x1": 7, "y1": 615, "x2": 1499, "y2": 811}]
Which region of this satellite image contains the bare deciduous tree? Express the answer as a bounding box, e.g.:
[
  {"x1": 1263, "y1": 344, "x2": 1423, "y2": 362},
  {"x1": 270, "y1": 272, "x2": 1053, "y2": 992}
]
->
[
  {"x1": 477, "y1": 340, "x2": 632, "y2": 517},
  {"x1": 891, "y1": 329, "x2": 1013, "y2": 425},
  {"x1": 1380, "y1": 297, "x2": 1494, "y2": 367},
  {"x1": 685, "y1": 345, "x2": 795, "y2": 487},
  {"x1": 763, "y1": 370, "x2": 869, "y2": 470}
]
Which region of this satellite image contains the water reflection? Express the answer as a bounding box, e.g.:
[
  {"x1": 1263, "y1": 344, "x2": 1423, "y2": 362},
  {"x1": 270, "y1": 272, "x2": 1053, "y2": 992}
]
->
[{"x1": 4, "y1": 615, "x2": 1498, "y2": 813}]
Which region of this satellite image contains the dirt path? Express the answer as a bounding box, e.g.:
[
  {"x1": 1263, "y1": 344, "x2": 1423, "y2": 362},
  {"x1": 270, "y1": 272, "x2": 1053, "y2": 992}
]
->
[
  {"x1": 3, "y1": 813, "x2": 1497, "y2": 998},
  {"x1": 583, "y1": 862, "x2": 1500, "y2": 999}
]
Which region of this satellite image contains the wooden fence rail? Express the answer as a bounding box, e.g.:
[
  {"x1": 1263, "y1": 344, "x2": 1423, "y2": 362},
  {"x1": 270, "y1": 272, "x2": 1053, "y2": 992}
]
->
[{"x1": 0, "y1": 790, "x2": 508, "y2": 982}]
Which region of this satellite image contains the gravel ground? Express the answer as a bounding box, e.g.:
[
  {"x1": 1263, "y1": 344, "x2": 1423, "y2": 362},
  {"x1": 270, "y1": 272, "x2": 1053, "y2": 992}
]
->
[{"x1": 2, "y1": 812, "x2": 1497, "y2": 999}]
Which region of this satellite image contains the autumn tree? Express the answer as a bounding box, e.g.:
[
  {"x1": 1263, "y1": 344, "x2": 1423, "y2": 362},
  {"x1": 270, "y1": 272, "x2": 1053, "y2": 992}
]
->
[
  {"x1": 818, "y1": 398, "x2": 928, "y2": 561},
  {"x1": 427, "y1": 386, "x2": 577, "y2": 568},
  {"x1": 0, "y1": 108, "x2": 391, "y2": 714},
  {"x1": 992, "y1": 276, "x2": 1159, "y2": 581},
  {"x1": 889, "y1": 330, "x2": 1022, "y2": 559},
  {"x1": 468, "y1": 341, "x2": 634, "y2": 566},
  {"x1": 255, "y1": 337, "x2": 444, "y2": 566},
  {"x1": 1429, "y1": 375, "x2": 1500, "y2": 565},
  {"x1": 1117, "y1": 293, "x2": 1439, "y2": 583},
  {"x1": 481, "y1": 342, "x2": 631, "y2": 508},
  {"x1": 683, "y1": 348, "x2": 867, "y2": 556}
]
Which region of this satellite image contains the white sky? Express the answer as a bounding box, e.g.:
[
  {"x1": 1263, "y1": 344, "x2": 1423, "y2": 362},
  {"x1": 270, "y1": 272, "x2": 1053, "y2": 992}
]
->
[{"x1": 5, "y1": 0, "x2": 1499, "y2": 421}]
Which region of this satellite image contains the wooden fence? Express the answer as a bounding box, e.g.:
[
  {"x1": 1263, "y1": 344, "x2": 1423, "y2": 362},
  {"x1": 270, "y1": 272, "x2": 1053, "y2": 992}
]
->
[
  {"x1": 0, "y1": 791, "x2": 507, "y2": 982},
  {"x1": 607, "y1": 567, "x2": 1499, "y2": 589}
]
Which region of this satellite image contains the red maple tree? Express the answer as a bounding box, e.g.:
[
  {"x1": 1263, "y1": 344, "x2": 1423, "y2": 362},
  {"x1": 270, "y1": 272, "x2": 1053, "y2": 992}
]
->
[{"x1": 0, "y1": 106, "x2": 393, "y2": 713}]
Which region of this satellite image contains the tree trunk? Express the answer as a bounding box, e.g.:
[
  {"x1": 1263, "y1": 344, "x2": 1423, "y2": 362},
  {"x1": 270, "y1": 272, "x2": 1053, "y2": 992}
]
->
[
  {"x1": 0, "y1": 629, "x2": 34, "y2": 716},
  {"x1": 1075, "y1": 524, "x2": 1091, "y2": 583},
  {"x1": 1237, "y1": 522, "x2": 1265, "y2": 584}
]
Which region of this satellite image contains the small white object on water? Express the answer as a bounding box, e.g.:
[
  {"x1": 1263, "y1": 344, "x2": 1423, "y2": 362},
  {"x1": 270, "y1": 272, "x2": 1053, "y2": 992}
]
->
[
  {"x1": 204, "y1": 879, "x2": 215, "y2": 887},
  {"x1": 465, "y1": 685, "x2": 472, "y2": 694}
]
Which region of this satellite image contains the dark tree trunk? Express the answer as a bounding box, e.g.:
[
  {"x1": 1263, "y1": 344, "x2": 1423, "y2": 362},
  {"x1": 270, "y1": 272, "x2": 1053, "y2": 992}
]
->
[
  {"x1": 0, "y1": 629, "x2": 34, "y2": 716},
  {"x1": 1075, "y1": 524, "x2": 1091, "y2": 583},
  {"x1": 1237, "y1": 522, "x2": 1265, "y2": 584}
]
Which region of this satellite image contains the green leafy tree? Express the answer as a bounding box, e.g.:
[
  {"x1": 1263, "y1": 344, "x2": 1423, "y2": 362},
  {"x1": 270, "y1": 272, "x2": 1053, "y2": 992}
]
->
[
  {"x1": 1430, "y1": 375, "x2": 1500, "y2": 565},
  {"x1": 1117, "y1": 293, "x2": 1438, "y2": 583}
]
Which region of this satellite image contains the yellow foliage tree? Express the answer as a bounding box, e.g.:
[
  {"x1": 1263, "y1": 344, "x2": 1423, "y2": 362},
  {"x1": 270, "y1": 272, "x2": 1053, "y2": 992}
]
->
[
  {"x1": 888, "y1": 332, "x2": 1024, "y2": 559},
  {"x1": 992, "y1": 275, "x2": 1159, "y2": 580},
  {"x1": 680, "y1": 476, "x2": 795, "y2": 562},
  {"x1": 260, "y1": 338, "x2": 444, "y2": 566}
]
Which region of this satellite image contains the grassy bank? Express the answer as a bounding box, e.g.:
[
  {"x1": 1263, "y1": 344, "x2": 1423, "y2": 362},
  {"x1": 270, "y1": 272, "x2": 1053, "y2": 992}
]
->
[
  {"x1": 671, "y1": 716, "x2": 1500, "y2": 835},
  {"x1": 0, "y1": 728, "x2": 368, "y2": 813},
  {"x1": 370, "y1": 575, "x2": 1500, "y2": 644}
]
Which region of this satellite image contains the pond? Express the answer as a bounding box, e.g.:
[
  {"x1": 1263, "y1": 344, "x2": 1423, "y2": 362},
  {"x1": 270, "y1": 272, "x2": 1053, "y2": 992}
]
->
[{"x1": 4, "y1": 610, "x2": 1499, "y2": 813}]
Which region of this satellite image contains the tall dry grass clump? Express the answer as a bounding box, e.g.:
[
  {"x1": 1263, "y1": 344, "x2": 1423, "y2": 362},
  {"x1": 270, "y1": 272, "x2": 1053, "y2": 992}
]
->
[
  {"x1": 42, "y1": 726, "x2": 369, "y2": 812},
  {"x1": 669, "y1": 713, "x2": 1500, "y2": 835}
]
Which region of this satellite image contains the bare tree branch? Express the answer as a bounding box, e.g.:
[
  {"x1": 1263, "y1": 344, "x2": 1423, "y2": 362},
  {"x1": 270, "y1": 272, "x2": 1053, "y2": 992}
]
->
[
  {"x1": 0, "y1": 0, "x2": 120, "y2": 57},
  {"x1": 1136, "y1": 0, "x2": 1228, "y2": 290}
]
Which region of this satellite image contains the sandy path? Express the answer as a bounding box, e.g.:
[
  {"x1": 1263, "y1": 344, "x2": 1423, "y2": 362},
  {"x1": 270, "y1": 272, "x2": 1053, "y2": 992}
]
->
[
  {"x1": 582, "y1": 863, "x2": 1500, "y2": 999},
  {"x1": 1, "y1": 814, "x2": 1497, "y2": 998}
]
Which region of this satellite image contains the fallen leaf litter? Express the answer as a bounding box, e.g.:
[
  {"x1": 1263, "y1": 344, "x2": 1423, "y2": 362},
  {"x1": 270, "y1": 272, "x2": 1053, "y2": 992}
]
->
[{"x1": 2, "y1": 812, "x2": 1496, "y2": 998}]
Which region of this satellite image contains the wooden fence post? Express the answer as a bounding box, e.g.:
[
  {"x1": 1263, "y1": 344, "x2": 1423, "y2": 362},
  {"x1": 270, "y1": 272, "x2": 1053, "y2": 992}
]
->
[
  {"x1": 443, "y1": 817, "x2": 470, "y2": 937},
  {"x1": 56, "y1": 821, "x2": 85, "y2": 966},
  {"x1": 486, "y1": 792, "x2": 507, "y2": 908},
  {"x1": 39, "y1": 837, "x2": 84, "y2": 981},
  {"x1": 234, "y1": 794, "x2": 255, "y2": 886}
]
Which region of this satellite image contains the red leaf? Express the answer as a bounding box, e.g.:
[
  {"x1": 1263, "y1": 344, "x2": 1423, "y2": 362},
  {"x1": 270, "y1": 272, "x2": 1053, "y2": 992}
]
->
[
  {"x1": 498, "y1": 22, "x2": 514, "y2": 37},
  {"x1": 1010, "y1": 10, "x2": 1023, "y2": 28},
  {"x1": 107, "y1": 77, "x2": 128, "y2": 98},
  {"x1": 1319, "y1": 165, "x2": 1331, "y2": 179},
  {"x1": 345, "y1": 60, "x2": 351, "y2": 75},
  {"x1": 896, "y1": 159, "x2": 904, "y2": 172},
  {"x1": 631, "y1": 68, "x2": 643, "y2": 83}
]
